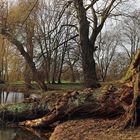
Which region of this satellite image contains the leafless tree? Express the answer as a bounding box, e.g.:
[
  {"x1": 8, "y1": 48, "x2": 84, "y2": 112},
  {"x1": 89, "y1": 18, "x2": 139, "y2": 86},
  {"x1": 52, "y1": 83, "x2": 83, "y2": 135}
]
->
[
  {"x1": 95, "y1": 31, "x2": 119, "y2": 81},
  {"x1": 72, "y1": 0, "x2": 130, "y2": 88},
  {"x1": 119, "y1": 11, "x2": 140, "y2": 61}
]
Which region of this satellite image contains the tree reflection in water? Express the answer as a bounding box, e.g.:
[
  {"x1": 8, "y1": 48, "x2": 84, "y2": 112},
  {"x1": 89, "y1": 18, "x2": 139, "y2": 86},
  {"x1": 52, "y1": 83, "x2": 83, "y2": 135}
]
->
[
  {"x1": 0, "y1": 128, "x2": 51, "y2": 140},
  {"x1": 0, "y1": 91, "x2": 24, "y2": 104},
  {"x1": 0, "y1": 91, "x2": 51, "y2": 140}
]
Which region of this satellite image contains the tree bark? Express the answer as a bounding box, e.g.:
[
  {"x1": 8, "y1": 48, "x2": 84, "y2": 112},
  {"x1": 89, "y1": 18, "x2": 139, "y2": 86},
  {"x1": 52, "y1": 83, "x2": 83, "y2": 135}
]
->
[
  {"x1": 52, "y1": 49, "x2": 58, "y2": 84},
  {"x1": 24, "y1": 22, "x2": 34, "y2": 89},
  {"x1": 123, "y1": 65, "x2": 140, "y2": 128},
  {"x1": 123, "y1": 48, "x2": 140, "y2": 82},
  {"x1": 57, "y1": 44, "x2": 66, "y2": 84},
  {"x1": 81, "y1": 46, "x2": 100, "y2": 88},
  {"x1": 74, "y1": 0, "x2": 100, "y2": 88},
  {"x1": 19, "y1": 88, "x2": 125, "y2": 128}
]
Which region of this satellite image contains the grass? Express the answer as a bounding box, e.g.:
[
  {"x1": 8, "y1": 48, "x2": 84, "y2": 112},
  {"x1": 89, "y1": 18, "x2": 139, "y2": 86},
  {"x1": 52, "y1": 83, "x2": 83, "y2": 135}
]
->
[
  {"x1": 47, "y1": 83, "x2": 84, "y2": 91},
  {"x1": 0, "y1": 80, "x2": 123, "y2": 96},
  {"x1": 0, "y1": 79, "x2": 123, "y2": 93},
  {"x1": 0, "y1": 81, "x2": 84, "y2": 94}
]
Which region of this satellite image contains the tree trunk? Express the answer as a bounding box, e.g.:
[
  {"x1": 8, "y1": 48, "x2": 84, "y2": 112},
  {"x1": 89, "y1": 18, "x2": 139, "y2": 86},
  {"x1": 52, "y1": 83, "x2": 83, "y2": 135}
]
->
[
  {"x1": 123, "y1": 48, "x2": 140, "y2": 82},
  {"x1": 70, "y1": 65, "x2": 76, "y2": 83},
  {"x1": 74, "y1": 0, "x2": 100, "y2": 88},
  {"x1": 52, "y1": 49, "x2": 58, "y2": 84},
  {"x1": 19, "y1": 88, "x2": 124, "y2": 128},
  {"x1": 1, "y1": 32, "x2": 47, "y2": 91},
  {"x1": 46, "y1": 60, "x2": 51, "y2": 84},
  {"x1": 123, "y1": 65, "x2": 140, "y2": 128},
  {"x1": 24, "y1": 24, "x2": 34, "y2": 89},
  {"x1": 24, "y1": 64, "x2": 33, "y2": 89},
  {"x1": 57, "y1": 45, "x2": 66, "y2": 84},
  {"x1": 82, "y1": 46, "x2": 100, "y2": 88}
]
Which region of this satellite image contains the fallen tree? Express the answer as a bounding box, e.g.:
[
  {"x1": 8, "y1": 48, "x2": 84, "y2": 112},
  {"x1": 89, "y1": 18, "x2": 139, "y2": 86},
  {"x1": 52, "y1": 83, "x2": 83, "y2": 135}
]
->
[
  {"x1": 0, "y1": 80, "x2": 138, "y2": 128},
  {"x1": 18, "y1": 87, "x2": 128, "y2": 128},
  {"x1": 0, "y1": 50, "x2": 139, "y2": 129},
  {"x1": 19, "y1": 48, "x2": 140, "y2": 128}
]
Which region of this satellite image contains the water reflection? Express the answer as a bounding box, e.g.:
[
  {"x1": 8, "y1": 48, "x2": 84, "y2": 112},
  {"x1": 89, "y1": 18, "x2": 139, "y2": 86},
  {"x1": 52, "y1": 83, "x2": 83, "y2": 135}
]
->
[
  {"x1": 0, "y1": 91, "x2": 25, "y2": 104},
  {"x1": 0, "y1": 92, "x2": 50, "y2": 140},
  {"x1": 0, "y1": 128, "x2": 50, "y2": 140}
]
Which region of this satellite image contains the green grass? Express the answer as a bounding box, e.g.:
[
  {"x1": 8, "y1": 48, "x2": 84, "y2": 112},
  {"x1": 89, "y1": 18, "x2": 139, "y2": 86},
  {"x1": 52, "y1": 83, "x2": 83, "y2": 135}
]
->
[
  {"x1": 0, "y1": 81, "x2": 84, "y2": 94},
  {"x1": 47, "y1": 83, "x2": 84, "y2": 91}
]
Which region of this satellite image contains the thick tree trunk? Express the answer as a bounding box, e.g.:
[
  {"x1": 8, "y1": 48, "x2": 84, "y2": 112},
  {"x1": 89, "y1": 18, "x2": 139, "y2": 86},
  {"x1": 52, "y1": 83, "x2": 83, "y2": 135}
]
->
[
  {"x1": 0, "y1": 83, "x2": 137, "y2": 129},
  {"x1": 82, "y1": 46, "x2": 100, "y2": 88},
  {"x1": 24, "y1": 64, "x2": 33, "y2": 89},
  {"x1": 24, "y1": 64, "x2": 32, "y2": 89},
  {"x1": 123, "y1": 48, "x2": 140, "y2": 82},
  {"x1": 74, "y1": 0, "x2": 100, "y2": 88},
  {"x1": 19, "y1": 88, "x2": 124, "y2": 128},
  {"x1": 123, "y1": 65, "x2": 140, "y2": 128}
]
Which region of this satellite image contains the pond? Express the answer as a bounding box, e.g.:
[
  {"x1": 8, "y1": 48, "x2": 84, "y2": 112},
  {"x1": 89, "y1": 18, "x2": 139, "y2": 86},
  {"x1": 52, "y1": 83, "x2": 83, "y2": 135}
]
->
[
  {"x1": 0, "y1": 127, "x2": 51, "y2": 140},
  {"x1": 0, "y1": 91, "x2": 50, "y2": 140},
  {"x1": 0, "y1": 91, "x2": 41, "y2": 104},
  {"x1": 0, "y1": 91, "x2": 25, "y2": 104}
]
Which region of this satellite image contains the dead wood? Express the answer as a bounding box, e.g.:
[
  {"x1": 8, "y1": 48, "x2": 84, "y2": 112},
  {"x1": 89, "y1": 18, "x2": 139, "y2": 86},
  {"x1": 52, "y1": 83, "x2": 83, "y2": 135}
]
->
[
  {"x1": 2, "y1": 48, "x2": 140, "y2": 129},
  {"x1": 0, "y1": 82, "x2": 138, "y2": 129},
  {"x1": 19, "y1": 88, "x2": 125, "y2": 128}
]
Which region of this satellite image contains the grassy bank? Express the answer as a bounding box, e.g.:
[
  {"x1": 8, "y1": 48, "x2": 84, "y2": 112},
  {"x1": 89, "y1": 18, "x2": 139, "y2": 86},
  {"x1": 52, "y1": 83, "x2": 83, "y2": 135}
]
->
[{"x1": 0, "y1": 81, "x2": 84, "y2": 94}]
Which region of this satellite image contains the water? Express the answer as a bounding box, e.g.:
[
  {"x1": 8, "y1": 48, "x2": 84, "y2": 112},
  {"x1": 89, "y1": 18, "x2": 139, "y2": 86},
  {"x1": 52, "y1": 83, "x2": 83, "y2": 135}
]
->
[
  {"x1": 0, "y1": 128, "x2": 50, "y2": 140},
  {"x1": 0, "y1": 91, "x2": 42, "y2": 104},
  {"x1": 0, "y1": 91, "x2": 50, "y2": 140},
  {"x1": 0, "y1": 91, "x2": 25, "y2": 104}
]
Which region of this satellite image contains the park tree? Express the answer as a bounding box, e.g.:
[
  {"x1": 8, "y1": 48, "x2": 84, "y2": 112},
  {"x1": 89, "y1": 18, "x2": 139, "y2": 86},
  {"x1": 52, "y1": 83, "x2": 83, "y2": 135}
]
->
[
  {"x1": 119, "y1": 10, "x2": 140, "y2": 61},
  {"x1": 0, "y1": 0, "x2": 135, "y2": 90},
  {"x1": 95, "y1": 31, "x2": 119, "y2": 81},
  {"x1": 108, "y1": 52, "x2": 129, "y2": 80},
  {"x1": 34, "y1": 0, "x2": 77, "y2": 84},
  {"x1": 0, "y1": 0, "x2": 48, "y2": 90},
  {"x1": 72, "y1": 0, "x2": 131, "y2": 88}
]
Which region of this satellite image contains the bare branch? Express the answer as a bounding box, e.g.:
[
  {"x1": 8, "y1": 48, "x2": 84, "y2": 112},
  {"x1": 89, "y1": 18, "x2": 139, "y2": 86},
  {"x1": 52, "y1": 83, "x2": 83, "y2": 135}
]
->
[{"x1": 85, "y1": 0, "x2": 98, "y2": 11}]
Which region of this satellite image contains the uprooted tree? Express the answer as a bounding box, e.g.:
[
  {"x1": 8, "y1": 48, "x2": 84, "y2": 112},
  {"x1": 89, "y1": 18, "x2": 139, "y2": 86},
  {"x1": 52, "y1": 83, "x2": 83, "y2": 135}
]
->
[
  {"x1": 0, "y1": 0, "x2": 139, "y2": 129},
  {"x1": 122, "y1": 48, "x2": 140, "y2": 128},
  {"x1": 0, "y1": 49, "x2": 139, "y2": 128},
  {"x1": 18, "y1": 49, "x2": 140, "y2": 128}
]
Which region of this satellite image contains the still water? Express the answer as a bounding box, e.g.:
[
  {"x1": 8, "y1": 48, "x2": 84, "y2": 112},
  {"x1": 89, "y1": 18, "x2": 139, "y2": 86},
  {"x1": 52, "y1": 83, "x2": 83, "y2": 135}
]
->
[
  {"x1": 0, "y1": 91, "x2": 50, "y2": 140},
  {"x1": 0, "y1": 127, "x2": 50, "y2": 140},
  {"x1": 0, "y1": 91, "x2": 25, "y2": 104}
]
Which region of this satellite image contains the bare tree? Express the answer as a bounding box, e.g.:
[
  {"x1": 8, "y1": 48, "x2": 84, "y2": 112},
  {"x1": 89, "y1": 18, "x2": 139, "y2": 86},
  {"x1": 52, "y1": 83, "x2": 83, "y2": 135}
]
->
[
  {"x1": 119, "y1": 11, "x2": 140, "y2": 61},
  {"x1": 95, "y1": 31, "x2": 119, "y2": 81},
  {"x1": 109, "y1": 52, "x2": 129, "y2": 80},
  {"x1": 72, "y1": 0, "x2": 129, "y2": 88},
  {"x1": 0, "y1": 0, "x2": 47, "y2": 90},
  {"x1": 34, "y1": 0, "x2": 77, "y2": 84}
]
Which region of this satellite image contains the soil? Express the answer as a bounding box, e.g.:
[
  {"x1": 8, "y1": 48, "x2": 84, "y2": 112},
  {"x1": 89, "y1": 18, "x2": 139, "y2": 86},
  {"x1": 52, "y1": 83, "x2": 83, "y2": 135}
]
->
[{"x1": 50, "y1": 118, "x2": 140, "y2": 140}]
